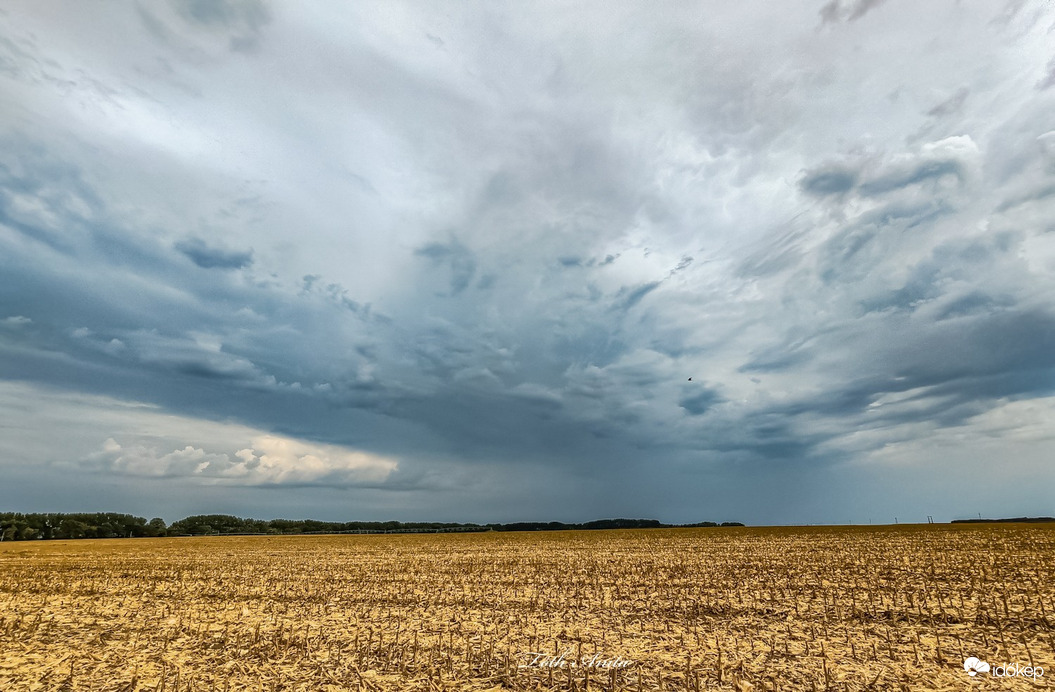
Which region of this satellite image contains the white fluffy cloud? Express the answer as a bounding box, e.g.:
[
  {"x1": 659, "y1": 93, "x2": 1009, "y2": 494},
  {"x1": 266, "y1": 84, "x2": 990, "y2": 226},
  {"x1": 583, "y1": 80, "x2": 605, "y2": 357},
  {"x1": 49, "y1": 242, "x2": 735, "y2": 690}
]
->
[
  {"x1": 0, "y1": 381, "x2": 396, "y2": 488},
  {"x1": 89, "y1": 434, "x2": 396, "y2": 485}
]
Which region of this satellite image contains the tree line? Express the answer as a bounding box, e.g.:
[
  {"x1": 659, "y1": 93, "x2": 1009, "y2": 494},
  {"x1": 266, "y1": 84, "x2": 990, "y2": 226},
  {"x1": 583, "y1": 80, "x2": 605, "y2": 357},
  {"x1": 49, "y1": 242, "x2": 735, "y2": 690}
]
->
[
  {"x1": 0, "y1": 513, "x2": 167, "y2": 540},
  {"x1": 0, "y1": 512, "x2": 743, "y2": 541},
  {"x1": 950, "y1": 517, "x2": 1054, "y2": 524}
]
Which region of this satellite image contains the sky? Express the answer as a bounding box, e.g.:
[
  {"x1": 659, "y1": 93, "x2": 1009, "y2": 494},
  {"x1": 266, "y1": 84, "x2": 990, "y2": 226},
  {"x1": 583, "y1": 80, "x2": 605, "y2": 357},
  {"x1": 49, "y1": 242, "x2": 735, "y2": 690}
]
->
[{"x1": 1, "y1": 1, "x2": 1054, "y2": 526}]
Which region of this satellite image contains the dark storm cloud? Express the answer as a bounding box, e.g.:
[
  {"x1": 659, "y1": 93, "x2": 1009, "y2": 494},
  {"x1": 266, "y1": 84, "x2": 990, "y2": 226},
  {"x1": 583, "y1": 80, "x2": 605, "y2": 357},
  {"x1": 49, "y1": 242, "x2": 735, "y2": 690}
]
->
[
  {"x1": 176, "y1": 238, "x2": 253, "y2": 269},
  {"x1": 670, "y1": 256, "x2": 693, "y2": 274},
  {"x1": 2, "y1": 1, "x2": 1054, "y2": 524},
  {"x1": 679, "y1": 387, "x2": 722, "y2": 416},
  {"x1": 0, "y1": 139, "x2": 103, "y2": 252},
  {"x1": 855, "y1": 232, "x2": 1015, "y2": 314},
  {"x1": 933, "y1": 292, "x2": 1010, "y2": 321},
  {"x1": 171, "y1": 0, "x2": 271, "y2": 31},
  {"x1": 414, "y1": 239, "x2": 477, "y2": 295},
  {"x1": 857, "y1": 159, "x2": 965, "y2": 197},
  {"x1": 744, "y1": 305, "x2": 1055, "y2": 436},
  {"x1": 800, "y1": 164, "x2": 858, "y2": 197},
  {"x1": 892, "y1": 309, "x2": 1055, "y2": 390},
  {"x1": 617, "y1": 281, "x2": 661, "y2": 311},
  {"x1": 0, "y1": 139, "x2": 401, "y2": 439}
]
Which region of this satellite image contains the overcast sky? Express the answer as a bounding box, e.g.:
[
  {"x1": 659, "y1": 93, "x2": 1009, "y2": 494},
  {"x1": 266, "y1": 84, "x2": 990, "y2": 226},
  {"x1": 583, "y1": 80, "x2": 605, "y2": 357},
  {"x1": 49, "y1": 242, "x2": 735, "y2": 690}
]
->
[{"x1": 1, "y1": 1, "x2": 1053, "y2": 525}]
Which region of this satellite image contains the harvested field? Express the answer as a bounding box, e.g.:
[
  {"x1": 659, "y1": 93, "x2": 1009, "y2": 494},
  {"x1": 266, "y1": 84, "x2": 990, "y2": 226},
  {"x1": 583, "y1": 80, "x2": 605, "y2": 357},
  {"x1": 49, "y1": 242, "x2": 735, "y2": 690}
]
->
[{"x1": 1, "y1": 524, "x2": 1052, "y2": 690}]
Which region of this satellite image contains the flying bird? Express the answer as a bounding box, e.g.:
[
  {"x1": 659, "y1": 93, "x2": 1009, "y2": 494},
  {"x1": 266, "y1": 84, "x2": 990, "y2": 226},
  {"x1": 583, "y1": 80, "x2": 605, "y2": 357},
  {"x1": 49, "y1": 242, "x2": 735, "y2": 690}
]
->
[{"x1": 687, "y1": 377, "x2": 692, "y2": 381}]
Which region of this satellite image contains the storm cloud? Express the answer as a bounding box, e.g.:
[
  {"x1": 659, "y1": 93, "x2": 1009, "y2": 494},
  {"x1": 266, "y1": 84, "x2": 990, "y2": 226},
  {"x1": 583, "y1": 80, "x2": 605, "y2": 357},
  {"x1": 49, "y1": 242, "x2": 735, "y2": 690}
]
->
[{"x1": 1, "y1": 1, "x2": 1053, "y2": 525}]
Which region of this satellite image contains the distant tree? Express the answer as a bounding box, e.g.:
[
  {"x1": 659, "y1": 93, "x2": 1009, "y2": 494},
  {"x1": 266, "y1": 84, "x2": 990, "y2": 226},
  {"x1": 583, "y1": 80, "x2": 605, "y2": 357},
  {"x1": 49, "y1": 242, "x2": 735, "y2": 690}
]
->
[
  {"x1": 146, "y1": 518, "x2": 167, "y2": 537},
  {"x1": 168, "y1": 515, "x2": 269, "y2": 535},
  {"x1": 59, "y1": 518, "x2": 88, "y2": 539}
]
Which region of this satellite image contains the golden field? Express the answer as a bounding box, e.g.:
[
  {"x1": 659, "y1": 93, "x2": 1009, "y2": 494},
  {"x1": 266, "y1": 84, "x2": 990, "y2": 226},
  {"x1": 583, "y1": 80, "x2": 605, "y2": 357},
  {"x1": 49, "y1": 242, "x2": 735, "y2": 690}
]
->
[{"x1": 0, "y1": 524, "x2": 1052, "y2": 691}]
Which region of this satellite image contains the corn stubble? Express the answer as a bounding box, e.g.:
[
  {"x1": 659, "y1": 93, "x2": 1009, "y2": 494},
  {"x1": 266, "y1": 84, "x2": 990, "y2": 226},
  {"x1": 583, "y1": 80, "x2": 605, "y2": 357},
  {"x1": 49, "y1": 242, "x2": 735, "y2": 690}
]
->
[{"x1": 1, "y1": 524, "x2": 1052, "y2": 691}]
